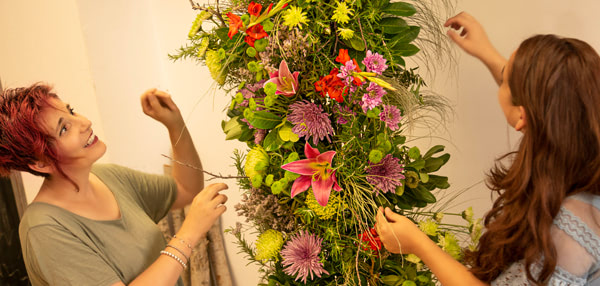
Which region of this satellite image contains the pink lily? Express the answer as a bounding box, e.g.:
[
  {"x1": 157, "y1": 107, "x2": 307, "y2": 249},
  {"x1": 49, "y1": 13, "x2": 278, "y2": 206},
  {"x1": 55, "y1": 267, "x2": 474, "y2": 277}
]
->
[
  {"x1": 264, "y1": 60, "x2": 299, "y2": 97},
  {"x1": 281, "y1": 142, "x2": 342, "y2": 206}
]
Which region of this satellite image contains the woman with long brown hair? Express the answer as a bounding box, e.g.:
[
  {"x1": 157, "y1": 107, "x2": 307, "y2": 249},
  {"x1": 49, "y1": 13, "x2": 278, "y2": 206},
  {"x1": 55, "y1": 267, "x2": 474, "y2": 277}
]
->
[
  {"x1": 376, "y1": 12, "x2": 600, "y2": 285},
  {"x1": 2, "y1": 84, "x2": 228, "y2": 285}
]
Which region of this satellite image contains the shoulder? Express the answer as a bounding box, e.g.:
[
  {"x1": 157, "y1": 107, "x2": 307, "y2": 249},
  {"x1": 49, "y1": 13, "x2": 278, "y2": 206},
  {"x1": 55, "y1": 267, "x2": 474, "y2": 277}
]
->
[{"x1": 19, "y1": 203, "x2": 71, "y2": 246}]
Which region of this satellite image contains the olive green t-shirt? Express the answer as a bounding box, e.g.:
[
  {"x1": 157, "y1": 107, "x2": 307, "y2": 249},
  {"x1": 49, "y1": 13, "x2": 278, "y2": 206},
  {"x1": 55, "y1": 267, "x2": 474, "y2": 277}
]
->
[{"x1": 19, "y1": 164, "x2": 183, "y2": 286}]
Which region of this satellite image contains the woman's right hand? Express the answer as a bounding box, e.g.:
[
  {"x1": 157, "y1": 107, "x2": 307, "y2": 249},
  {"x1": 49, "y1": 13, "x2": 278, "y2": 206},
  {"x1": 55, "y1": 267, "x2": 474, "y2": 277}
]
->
[
  {"x1": 375, "y1": 207, "x2": 429, "y2": 255},
  {"x1": 444, "y1": 12, "x2": 496, "y2": 61},
  {"x1": 177, "y1": 183, "x2": 228, "y2": 247}
]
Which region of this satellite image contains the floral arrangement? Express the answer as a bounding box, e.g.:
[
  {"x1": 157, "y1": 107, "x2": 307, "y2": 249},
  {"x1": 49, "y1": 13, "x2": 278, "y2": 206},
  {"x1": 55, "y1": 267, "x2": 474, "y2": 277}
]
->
[{"x1": 172, "y1": 0, "x2": 481, "y2": 285}]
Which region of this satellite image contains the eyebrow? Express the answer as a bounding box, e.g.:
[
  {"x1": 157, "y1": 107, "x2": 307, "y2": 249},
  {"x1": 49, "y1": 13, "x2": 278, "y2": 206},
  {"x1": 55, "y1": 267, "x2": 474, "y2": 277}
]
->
[{"x1": 54, "y1": 104, "x2": 70, "y2": 134}]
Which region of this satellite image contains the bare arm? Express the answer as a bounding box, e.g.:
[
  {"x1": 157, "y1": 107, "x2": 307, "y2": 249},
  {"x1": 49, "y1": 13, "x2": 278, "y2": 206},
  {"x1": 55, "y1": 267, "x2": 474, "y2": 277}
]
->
[
  {"x1": 111, "y1": 183, "x2": 228, "y2": 286},
  {"x1": 445, "y1": 12, "x2": 506, "y2": 86},
  {"x1": 140, "y1": 89, "x2": 204, "y2": 210},
  {"x1": 376, "y1": 207, "x2": 487, "y2": 286}
]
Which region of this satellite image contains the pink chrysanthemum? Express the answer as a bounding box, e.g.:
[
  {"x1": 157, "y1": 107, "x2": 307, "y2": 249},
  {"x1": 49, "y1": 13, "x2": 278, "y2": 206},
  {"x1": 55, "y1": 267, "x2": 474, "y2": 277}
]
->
[
  {"x1": 366, "y1": 154, "x2": 405, "y2": 195},
  {"x1": 281, "y1": 231, "x2": 329, "y2": 283},
  {"x1": 361, "y1": 82, "x2": 386, "y2": 112},
  {"x1": 379, "y1": 104, "x2": 402, "y2": 131},
  {"x1": 337, "y1": 60, "x2": 356, "y2": 85},
  {"x1": 288, "y1": 101, "x2": 334, "y2": 145},
  {"x1": 362, "y1": 50, "x2": 388, "y2": 74}
]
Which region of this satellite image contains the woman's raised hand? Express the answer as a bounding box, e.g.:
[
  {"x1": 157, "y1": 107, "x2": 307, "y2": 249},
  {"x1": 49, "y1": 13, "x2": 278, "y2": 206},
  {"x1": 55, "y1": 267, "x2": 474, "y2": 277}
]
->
[
  {"x1": 140, "y1": 88, "x2": 184, "y2": 130},
  {"x1": 444, "y1": 12, "x2": 496, "y2": 61}
]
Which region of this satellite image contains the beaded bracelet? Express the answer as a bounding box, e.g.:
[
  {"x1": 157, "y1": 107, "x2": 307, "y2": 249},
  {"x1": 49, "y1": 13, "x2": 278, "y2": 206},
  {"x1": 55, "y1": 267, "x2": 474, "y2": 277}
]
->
[
  {"x1": 166, "y1": 244, "x2": 190, "y2": 261},
  {"x1": 160, "y1": 250, "x2": 187, "y2": 269},
  {"x1": 173, "y1": 235, "x2": 193, "y2": 250}
]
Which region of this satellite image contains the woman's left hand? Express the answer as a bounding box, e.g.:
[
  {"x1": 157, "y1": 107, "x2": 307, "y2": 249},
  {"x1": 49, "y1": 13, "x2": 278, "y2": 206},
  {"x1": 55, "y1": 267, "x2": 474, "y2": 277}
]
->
[{"x1": 140, "y1": 88, "x2": 184, "y2": 129}]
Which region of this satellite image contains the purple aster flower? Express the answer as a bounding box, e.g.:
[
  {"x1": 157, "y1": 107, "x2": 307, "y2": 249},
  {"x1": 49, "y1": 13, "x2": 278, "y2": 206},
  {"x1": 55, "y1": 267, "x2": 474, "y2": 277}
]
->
[
  {"x1": 254, "y1": 128, "x2": 267, "y2": 144},
  {"x1": 379, "y1": 104, "x2": 402, "y2": 131},
  {"x1": 361, "y1": 82, "x2": 386, "y2": 112},
  {"x1": 337, "y1": 60, "x2": 356, "y2": 85},
  {"x1": 288, "y1": 101, "x2": 334, "y2": 145},
  {"x1": 362, "y1": 50, "x2": 388, "y2": 75},
  {"x1": 281, "y1": 231, "x2": 329, "y2": 283},
  {"x1": 366, "y1": 154, "x2": 405, "y2": 195}
]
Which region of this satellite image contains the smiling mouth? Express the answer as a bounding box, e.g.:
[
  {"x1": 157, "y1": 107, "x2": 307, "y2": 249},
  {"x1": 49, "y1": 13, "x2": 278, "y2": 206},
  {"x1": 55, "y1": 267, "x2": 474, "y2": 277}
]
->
[{"x1": 84, "y1": 131, "x2": 98, "y2": 148}]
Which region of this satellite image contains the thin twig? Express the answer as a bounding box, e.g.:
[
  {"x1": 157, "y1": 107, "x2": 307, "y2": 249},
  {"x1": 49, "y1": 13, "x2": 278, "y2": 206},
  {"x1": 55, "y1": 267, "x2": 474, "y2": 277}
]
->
[
  {"x1": 161, "y1": 154, "x2": 247, "y2": 180},
  {"x1": 357, "y1": 17, "x2": 368, "y2": 51}
]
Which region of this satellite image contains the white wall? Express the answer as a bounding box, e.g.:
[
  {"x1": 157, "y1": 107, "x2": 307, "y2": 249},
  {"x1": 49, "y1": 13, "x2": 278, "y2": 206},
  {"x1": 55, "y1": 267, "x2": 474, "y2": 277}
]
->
[{"x1": 2, "y1": 0, "x2": 600, "y2": 285}]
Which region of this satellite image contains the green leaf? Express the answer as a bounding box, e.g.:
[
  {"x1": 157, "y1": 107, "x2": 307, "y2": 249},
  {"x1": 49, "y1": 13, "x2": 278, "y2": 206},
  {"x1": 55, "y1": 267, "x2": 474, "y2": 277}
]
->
[
  {"x1": 381, "y1": 275, "x2": 403, "y2": 286},
  {"x1": 390, "y1": 26, "x2": 421, "y2": 45},
  {"x1": 262, "y1": 130, "x2": 284, "y2": 151},
  {"x1": 414, "y1": 185, "x2": 436, "y2": 203},
  {"x1": 248, "y1": 111, "x2": 282, "y2": 129},
  {"x1": 238, "y1": 128, "x2": 254, "y2": 142},
  {"x1": 224, "y1": 124, "x2": 243, "y2": 140},
  {"x1": 405, "y1": 159, "x2": 425, "y2": 170},
  {"x1": 215, "y1": 27, "x2": 229, "y2": 42},
  {"x1": 380, "y1": 17, "x2": 408, "y2": 34},
  {"x1": 382, "y1": 2, "x2": 416, "y2": 17},
  {"x1": 393, "y1": 43, "x2": 420, "y2": 56},
  {"x1": 278, "y1": 124, "x2": 299, "y2": 142},
  {"x1": 428, "y1": 175, "x2": 450, "y2": 189},
  {"x1": 348, "y1": 36, "x2": 366, "y2": 51},
  {"x1": 423, "y1": 145, "x2": 445, "y2": 159},
  {"x1": 424, "y1": 154, "x2": 450, "y2": 172}
]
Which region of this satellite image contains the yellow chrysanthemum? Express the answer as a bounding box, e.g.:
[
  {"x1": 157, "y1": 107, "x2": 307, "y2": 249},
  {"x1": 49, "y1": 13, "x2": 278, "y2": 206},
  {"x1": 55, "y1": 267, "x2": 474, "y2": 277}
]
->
[
  {"x1": 282, "y1": 5, "x2": 309, "y2": 29},
  {"x1": 337, "y1": 28, "x2": 354, "y2": 40},
  {"x1": 205, "y1": 50, "x2": 226, "y2": 85},
  {"x1": 305, "y1": 189, "x2": 346, "y2": 220},
  {"x1": 331, "y1": 1, "x2": 353, "y2": 24},
  {"x1": 255, "y1": 229, "x2": 284, "y2": 261}
]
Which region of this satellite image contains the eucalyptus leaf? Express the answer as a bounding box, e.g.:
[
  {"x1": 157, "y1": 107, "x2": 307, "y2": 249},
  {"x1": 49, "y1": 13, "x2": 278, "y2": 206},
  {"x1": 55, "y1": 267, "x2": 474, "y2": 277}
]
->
[
  {"x1": 382, "y1": 2, "x2": 416, "y2": 16},
  {"x1": 428, "y1": 175, "x2": 450, "y2": 189},
  {"x1": 380, "y1": 17, "x2": 408, "y2": 34},
  {"x1": 248, "y1": 111, "x2": 283, "y2": 129}
]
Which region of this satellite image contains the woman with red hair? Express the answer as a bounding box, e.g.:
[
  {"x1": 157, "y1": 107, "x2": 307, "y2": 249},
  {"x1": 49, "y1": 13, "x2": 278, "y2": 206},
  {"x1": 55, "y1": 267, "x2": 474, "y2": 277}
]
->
[
  {"x1": 376, "y1": 12, "x2": 600, "y2": 285},
  {"x1": 2, "y1": 83, "x2": 227, "y2": 285}
]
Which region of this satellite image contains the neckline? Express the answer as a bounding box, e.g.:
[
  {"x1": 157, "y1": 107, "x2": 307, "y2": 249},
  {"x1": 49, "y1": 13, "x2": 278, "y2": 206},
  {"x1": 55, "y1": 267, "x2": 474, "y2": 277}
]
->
[{"x1": 28, "y1": 167, "x2": 124, "y2": 222}]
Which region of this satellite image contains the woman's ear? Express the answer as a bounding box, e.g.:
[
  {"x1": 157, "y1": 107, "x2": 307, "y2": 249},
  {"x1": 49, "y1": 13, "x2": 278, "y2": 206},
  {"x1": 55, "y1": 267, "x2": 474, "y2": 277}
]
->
[
  {"x1": 514, "y1": 106, "x2": 527, "y2": 132},
  {"x1": 28, "y1": 161, "x2": 54, "y2": 174}
]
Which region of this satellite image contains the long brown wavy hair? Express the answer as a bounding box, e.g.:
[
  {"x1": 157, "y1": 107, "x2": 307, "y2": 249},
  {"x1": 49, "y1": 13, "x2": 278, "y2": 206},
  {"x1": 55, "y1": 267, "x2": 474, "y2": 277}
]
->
[{"x1": 465, "y1": 35, "x2": 600, "y2": 284}]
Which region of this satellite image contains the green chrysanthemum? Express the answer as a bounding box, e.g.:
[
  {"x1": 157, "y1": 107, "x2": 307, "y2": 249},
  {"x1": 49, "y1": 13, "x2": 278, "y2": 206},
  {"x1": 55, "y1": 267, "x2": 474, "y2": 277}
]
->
[
  {"x1": 337, "y1": 28, "x2": 354, "y2": 40},
  {"x1": 283, "y1": 5, "x2": 309, "y2": 29},
  {"x1": 418, "y1": 219, "x2": 438, "y2": 236},
  {"x1": 244, "y1": 146, "x2": 270, "y2": 183},
  {"x1": 196, "y1": 36, "x2": 210, "y2": 58},
  {"x1": 462, "y1": 207, "x2": 474, "y2": 224},
  {"x1": 205, "y1": 50, "x2": 226, "y2": 85},
  {"x1": 331, "y1": 1, "x2": 353, "y2": 24},
  {"x1": 305, "y1": 189, "x2": 345, "y2": 220},
  {"x1": 255, "y1": 229, "x2": 284, "y2": 261},
  {"x1": 438, "y1": 232, "x2": 462, "y2": 260}
]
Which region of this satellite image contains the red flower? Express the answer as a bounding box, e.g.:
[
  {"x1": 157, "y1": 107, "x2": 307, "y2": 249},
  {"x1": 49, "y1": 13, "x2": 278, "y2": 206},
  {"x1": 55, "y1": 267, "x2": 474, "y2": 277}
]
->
[
  {"x1": 244, "y1": 36, "x2": 256, "y2": 47},
  {"x1": 314, "y1": 68, "x2": 348, "y2": 103},
  {"x1": 246, "y1": 24, "x2": 268, "y2": 40},
  {"x1": 336, "y1": 49, "x2": 351, "y2": 64},
  {"x1": 227, "y1": 12, "x2": 243, "y2": 39},
  {"x1": 359, "y1": 227, "x2": 382, "y2": 253},
  {"x1": 248, "y1": 2, "x2": 263, "y2": 17}
]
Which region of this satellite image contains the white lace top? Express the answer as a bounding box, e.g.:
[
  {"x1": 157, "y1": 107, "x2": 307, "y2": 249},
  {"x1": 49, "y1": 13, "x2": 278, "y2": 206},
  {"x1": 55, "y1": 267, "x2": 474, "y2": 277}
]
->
[{"x1": 492, "y1": 193, "x2": 600, "y2": 285}]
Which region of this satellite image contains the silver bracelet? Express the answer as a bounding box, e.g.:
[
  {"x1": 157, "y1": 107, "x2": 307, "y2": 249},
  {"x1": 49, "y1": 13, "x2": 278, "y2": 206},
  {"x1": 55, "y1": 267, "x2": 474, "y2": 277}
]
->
[
  {"x1": 160, "y1": 250, "x2": 187, "y2": 269},
  {"x1": 173, "y1": 235, "x2": 193, "y2": 250},
  {"x1": 166, "y1": 244, "x2": 190, "y2": 261}
]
